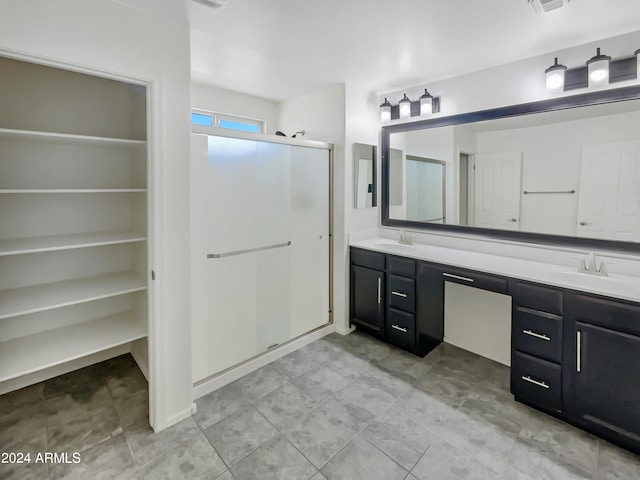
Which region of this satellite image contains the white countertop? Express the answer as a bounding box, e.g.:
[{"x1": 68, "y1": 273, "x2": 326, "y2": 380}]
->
[{"x1": 350, "y1": 237, "x2": 640, "y2": 303}]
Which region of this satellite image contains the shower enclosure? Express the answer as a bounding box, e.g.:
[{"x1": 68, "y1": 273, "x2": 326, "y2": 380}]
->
[{"x1": 191, "y1": 130, "x2": 332, "y2": 382}]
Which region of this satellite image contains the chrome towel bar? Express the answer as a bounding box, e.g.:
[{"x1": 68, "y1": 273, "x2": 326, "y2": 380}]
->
[{"x1": 207, "y1": 241, "x2": 291, "y2": 259}]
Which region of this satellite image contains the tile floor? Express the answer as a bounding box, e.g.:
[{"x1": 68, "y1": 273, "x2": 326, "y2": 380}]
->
[{"x1": 2, "y1": 332, "x2": 640, "y2": 479}]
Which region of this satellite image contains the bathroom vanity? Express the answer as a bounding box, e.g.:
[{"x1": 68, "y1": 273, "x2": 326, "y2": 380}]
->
[{"x1": 349, "y1": 237, "x2": 640, "y2": 455}]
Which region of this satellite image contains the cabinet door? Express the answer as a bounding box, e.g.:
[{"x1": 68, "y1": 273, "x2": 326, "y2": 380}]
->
[
  {"x1": 573, "y1": 321, "x2": 640, "y2": 444},
  {"x1": 351, "y1": 265, "x2": 384, "y2": 334}
]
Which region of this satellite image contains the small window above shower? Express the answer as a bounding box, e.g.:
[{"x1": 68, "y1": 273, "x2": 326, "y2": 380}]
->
[{"x1": 191, "y1": 109, "x2": 264, "y2": 134}]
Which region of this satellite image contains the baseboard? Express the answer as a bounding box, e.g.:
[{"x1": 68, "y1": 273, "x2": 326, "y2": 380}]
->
[
  {"x1": 0, "y1": 343, "x2": 130, "y2": 395},
  {"x1": 162, "y1": 407, "x2": 194, "y2": 430},
  {"x1": 334, "y1": 325, "x2": 356, "y2": 336},
  {"x1": 192, "y1": 323, "x2": 335, "y2": 400}
]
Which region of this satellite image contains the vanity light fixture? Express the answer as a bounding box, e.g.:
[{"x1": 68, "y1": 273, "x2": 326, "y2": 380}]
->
[
  {"x1": 636, "y1": 49, "x2": 640, "y2": 78},
  {"x1": 545, "y1": 57, "x2": 567, "y2": 94},
  {"x1": 380, "y1": 98, "x2": 392, "y2": 123},
  {"x1": 586, "y1": 48, "x2": 611, "y2": 87},
  {"x1": 419, "y1": 89, "x2": 434, "y2": 115},
  {"x1": 398, "y1": 94, "x2": 412, "y2": 120}
]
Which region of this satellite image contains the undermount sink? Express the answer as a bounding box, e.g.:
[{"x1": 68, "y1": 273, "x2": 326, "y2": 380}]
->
[
  {"x1": 376, "y1": 242, "x2": 418, "y2": 252},
  {"x1": 546, "y1": 270, "x2": 640, "y2": 298}
]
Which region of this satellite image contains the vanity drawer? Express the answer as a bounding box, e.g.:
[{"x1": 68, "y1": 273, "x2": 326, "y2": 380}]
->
[
  {"x1": 386, "y1": 308, "x2": 416, "y2": 350},
  {"x1": 513, "y1": 306, "x2": 563, "y2": 363},
  {"x1": 441, "y1": 268, "x2": 508, "y2": 294},
  {"x1": 350, "y1": 247, "x2": 385, "y2": 271},
  {"x1": 388, "y1": 255, "x2": 416, "y2": 277},
  {"x1": 387, "y1": 274, "x2": 415, "y2": 313},
  {"x1": 512, "y1": 351, "x2": 562, "y2": 412},
  {"x1": 570, "y1": 292, "x2": 640, "y2": 337},
  {"x1": 512, "y1": 281, "x2": 563, "y2": 316}
]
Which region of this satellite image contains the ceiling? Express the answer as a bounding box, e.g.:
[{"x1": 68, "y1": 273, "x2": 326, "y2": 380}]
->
[{"x1": 187, "y1": 0, "x2": 640, "y2": 102}]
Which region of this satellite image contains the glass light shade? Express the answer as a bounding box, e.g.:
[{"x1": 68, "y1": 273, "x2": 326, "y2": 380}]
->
[
  {"x1": 587, "y1": 48, "x2": 611, "y2": 87},
  {"x1": 545, "y1": 58, "x2": 566, "y2": 94},
  {"x1": 636, "y1": 49, "x2": 640, "y2": 82},
  {"x1": 380, "y1": 98, "x2": 392, "y2": 123},
  {"x1": 419, "y1": 89, "x2": 433, "y2": 115},
  {"x1": 399, "y1": 94, "x2": 411, "y2": 119}
]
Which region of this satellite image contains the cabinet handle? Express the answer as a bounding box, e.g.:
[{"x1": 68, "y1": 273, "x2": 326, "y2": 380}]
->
[
  {"x1": 442, "y1": 273, "x2": 474, "y2": 283},
  {"x1": 521, "y1": 376, "x2": 550, "y2": 389},
  {"x1": 523, "y1": 329, "x2": 551, "y2": 341},
  {"x1": 377, "y1": 278, "x2": 381, "y2": 304},
  {"x1": 577, "y1": 331, "x2": 581, "y2": 373},
  {"x1": 391, "y1": 324, "x2": 408, "y2": 333},
  {"x1": 391, "y1": 291, "x2": 407, "y2": 298}
]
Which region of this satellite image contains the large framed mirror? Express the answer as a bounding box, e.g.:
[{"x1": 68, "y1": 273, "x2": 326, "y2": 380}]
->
[{"x1": 381, "y1": 85, "x2": 640, "y2": 252}]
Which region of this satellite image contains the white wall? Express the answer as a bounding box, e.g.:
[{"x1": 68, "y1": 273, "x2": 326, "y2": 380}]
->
[
  {"x1": 191, "y1": 82, "x2": 279, "y2": 135},
  {"x1": 0, "y1": 0, "x2": 192, "y2": 431}
]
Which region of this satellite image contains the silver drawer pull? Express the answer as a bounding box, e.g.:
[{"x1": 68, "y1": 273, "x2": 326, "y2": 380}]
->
[
  {"x1": 377, "y1": 278, "x2": 382, "y2": 304},
  {"x1": 523, "y1": 330, "x2": 551, "y2": 341},
  {"x1": 521, "y1": 376, "x2": 550, "y2": 389},
  {"x1": 442, "y1": 273, "x2": 474, "y2": 282},
  {"x1": 391, "y1": 291, "x2": 407, "y2": 298},
  {"x1": 391, "y1": 324, "x2": 408, "y2": 333}
]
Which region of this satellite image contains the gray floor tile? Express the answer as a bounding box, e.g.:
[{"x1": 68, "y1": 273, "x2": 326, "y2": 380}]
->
[
  {"x1": 405, "y1": 475, "x2": 419, "y2": 480},
  {"x1": 357, "y1": 364, "x2": 414, "y2": 399},
  {"x1": 518, "y1": 410, "x2": 598, "y2": 477},
  {"x1": 310, "y1": 473, "x2": 327, "y2": 480},
  {"x1": 215, "y1": 471, "x2": 235, "y2": 480},
  {"x1": 415, "y1": 363, "x2": 478, "y2": 405},
  {"x1": 138, "y1": 432, "x2": 226, "y2": 480},
  {"x1": 320, "y1": 437, "x2": 407, "y2": 480},
  {"x1": 373, "y1": 347, "x2": 434, "y2": 382},
  {"x1": 0, "y1": 433, "x2": 48, "y2": 480},
  {"x1": 503, "y1": 439, "x2": 592, "y2": 480},
  {"x1": 230, "y1": 434, "x2": 316, "y2": 480},
  {"x1": 439, "y1": 405, "x2": 518, "y2": 475},
  {"x1": 102, "y1": 354, "x2": 148, "y2": 400},
  {"x1": 393, "y1": 383, "x2": 460, "y2": 430},
  {"x1": 113, "y1": 388, "x2": 149, "y2": 428},
  {"x1": 411, "y1": 437, "x2": 501, "y2": 480},
  {"x1": 271, "y1": 349, "x2": 321, "y2": 380},
  {"x1": 596, "y1": 441, "x2": 640, "y2": 479},
  {"x1": 254, "y1": 380, "x2": 319, "y2": 429},
  {"x1": 321, "y1": 349, "x2": 372, "y2": 381},
  {"x1": 283, "y1": 396, "x2": 374, "y2": 468},
  {"x1": 234, "y1": 365, "x2": 288, "y2": 403},
  {"x1": 42, "y1": 364, "x2": 105, "y2": 400},
  {"x1": 49, "y1": 434, "x2": 136, "y2": 480},
  {"x1": 203, "y1": 406, "x2": 278, "y2": 466},
  {"x1": 361, "y1": 407, "x2": 438, "y2": 470},
  {"x1": 291, "y1": 364, "x2": 350, "y2": 403},
  {"x1": 333, "y1": 382, "x2": 396, "y2": 417},
  {"x1": 126, "y1": 417, "x2": 201, "y2": 466}
]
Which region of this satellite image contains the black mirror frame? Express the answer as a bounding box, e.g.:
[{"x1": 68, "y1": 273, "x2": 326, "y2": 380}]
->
[{"x1": 381, "y1": 84, "x2": 640, "y2": 253}]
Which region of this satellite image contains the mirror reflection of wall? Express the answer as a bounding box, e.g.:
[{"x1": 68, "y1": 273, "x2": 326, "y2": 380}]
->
[
  {"x1": 405, "y1": 155, "x2": 445, "y2": 223},
  {"x1": 387, "y1": 99, "x2": 640, "y2": 243},
  {"x1": 353, "y1": 143, "x2": 376, "y2": 209}
]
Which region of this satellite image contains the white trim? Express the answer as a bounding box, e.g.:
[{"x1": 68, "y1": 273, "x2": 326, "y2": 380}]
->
[
  {"x1": 335, "y1": 325, "x2": 356, "y2": 336},
  {"x1": 192, "y1": 323, "x2": 335, "y2": 400},
  {"x1": 165, "y1": 407, "x2": 194, "y2": 429}
]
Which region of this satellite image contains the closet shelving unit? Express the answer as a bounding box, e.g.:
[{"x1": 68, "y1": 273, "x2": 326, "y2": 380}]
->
[{"x1": 0, "y1": 57, "x2": 149, "y2": 389}]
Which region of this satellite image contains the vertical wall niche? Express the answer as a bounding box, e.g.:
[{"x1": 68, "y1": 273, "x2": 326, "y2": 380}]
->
[{"x1": 0, "y1": 56, "x2": 150, "y2": 406}]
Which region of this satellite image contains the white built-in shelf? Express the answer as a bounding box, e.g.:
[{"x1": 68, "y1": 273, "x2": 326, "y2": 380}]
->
[
  {"x1": 0, "y1": 312, "x2": 147, "y2": 382},
  {"x1": 0, "y1": 231, "x2": 147, "y2": 256},
  {"x1": 0, "y1": 272, "x2": 147, "y2": 320},
  {"x1": 0, "y1": 127, "x2": 146, "y2": 146},
  {"x1": 0, "y1": 189, "x2": 146, "y2": 194}
]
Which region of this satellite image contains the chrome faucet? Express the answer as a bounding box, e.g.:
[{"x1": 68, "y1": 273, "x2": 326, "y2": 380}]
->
[
  {"x1": 399, "y1": 229, "x2": 413, "y2": 245},
  {"x1": 578, "y1": 251, "x2": 608, "y2": 276}
]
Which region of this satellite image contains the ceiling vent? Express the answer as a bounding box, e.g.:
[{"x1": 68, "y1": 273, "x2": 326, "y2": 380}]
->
[
  {"x1": 193, "y1": 0, "x2": 229, "y2": 9},
  {"x1": 525, "y1": 0, "x2": 573, "y2": 14}
]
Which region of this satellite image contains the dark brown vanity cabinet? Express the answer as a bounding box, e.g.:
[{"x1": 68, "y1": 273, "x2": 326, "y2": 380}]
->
[
  {"x1": 564, "y1": 292, "x2": 640, "y2": 453},
  {"x1": 350, "y1": 249, "x2": 385, "y2": 337},
  {"x1": 350, "y1": 247, "x2": 443, "y2": 356},
  {"x1": 510, "y1": 281, "x2": 564, "y2": 414}
]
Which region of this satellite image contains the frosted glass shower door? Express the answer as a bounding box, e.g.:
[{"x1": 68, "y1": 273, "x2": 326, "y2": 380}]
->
[
  {"x1": 203, "y1": 135, "x2": 330, "y2": 377},
  {"x1": 289, "y1": 145, "x2": 330, "y2": 339},
  {"x1": 205, "y1": 136, "x2": 292, "y2": 373}
]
